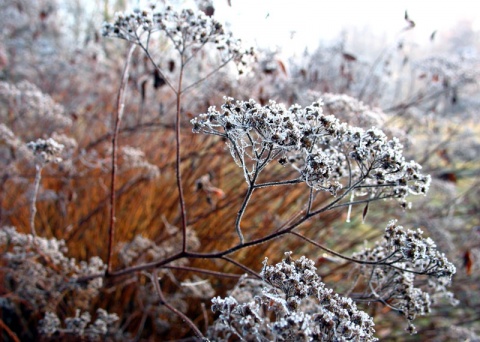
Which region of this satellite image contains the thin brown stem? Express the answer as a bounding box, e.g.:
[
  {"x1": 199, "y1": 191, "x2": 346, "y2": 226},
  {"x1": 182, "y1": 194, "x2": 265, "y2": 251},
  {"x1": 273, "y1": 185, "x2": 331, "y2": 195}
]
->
[
  {"x1": 151, "y1": 270, "x2": 205, "y2": 340},
  {"x1": 0, "y1": 318, "x2": 20, "y2": 342},
  {"x1": 107, "y1": 45, "x2": 136, "y2": 275},
  {"x1": 176, "y1": 61, "x2": 188, "y2": 253},
  {"x1": 182, "y1": 57, "x2": 234, "y2": 93},
  {"x1": 163, "y1": 265, "x2": 243, "y2": 279},
  {"x1": 289, "y1": 231, "x2": 394, "y2": 265},
  {"x1": 221, "y1": 256, "x2": 261, "y2": 279}
]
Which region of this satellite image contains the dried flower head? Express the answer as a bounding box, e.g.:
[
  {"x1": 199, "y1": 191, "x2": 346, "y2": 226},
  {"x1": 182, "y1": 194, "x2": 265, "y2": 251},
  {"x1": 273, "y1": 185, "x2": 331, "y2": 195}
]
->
[
  {"x1": 27, "y1": 137, "x2": 64, "y2": 165},
  {"x1": 0, "y1": 81, "x2": 71, "y2": 137},
  {"x1": 352, "y1": 220, "x2": 457, "y2": 332},
  {"x1": 1, "y1": 226, "x2": 106, "y2": 310},
  {"x1": 192, "y1": 97, "x2": 430, "y2": 203},
  {"x1": 118, "y1": 146, "x2": 160, "y2": 179},
  {"x1": 39, "y1": 308, "x2": 118, "y2": 338},
  {"x1": 102, "y1": 4, "x2": 253, "y2": 73},
  {"x1": 209, "y1": 252, "x2": 377, "y2": 341}
]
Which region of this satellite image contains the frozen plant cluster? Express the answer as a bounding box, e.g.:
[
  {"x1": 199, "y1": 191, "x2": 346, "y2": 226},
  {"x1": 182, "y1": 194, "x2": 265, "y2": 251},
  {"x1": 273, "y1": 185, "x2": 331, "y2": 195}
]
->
[
  {"x1": 414, "y1": 56, "x2": 479, "y2": 89},
  {"x1": 118, "y1": 146, "x2": 160, "y2": 180},
  {"x1": 39, "y1": 308, "x2": 119, "y2": 339},
  {"x1": 444, "y1": 325, "x2": 480, "y2": 341},
  {"x1": 102, "y1": 4, "x2": 253, "y2": 73},
  {"x1": 117, "y1": 224, "x2": 200, "y2": 268},
  {"x1": 209, "y1": 252, "x2": 377, "y2": 341},
  {"x1": 0, "y1": 226, "x2": 106, "y2": 310},
  {"x1": 0, "y1": 81, "x2": 71, "y2": 137},
  {"x1": 0, "y1": 123, "x2": 31, "y2": 176},
  {"x1": 352, "y1": 220, "x2": 457, "y2": 333},
  {"x1": 192, "y1": 97, "x2": 430, "y2": 203},
  {"x1": 27, "y1": 137, "x2": 65, "y2": 165},
  {"x1": 320, "y1": 93, "x2": 386, "y2": 129}
]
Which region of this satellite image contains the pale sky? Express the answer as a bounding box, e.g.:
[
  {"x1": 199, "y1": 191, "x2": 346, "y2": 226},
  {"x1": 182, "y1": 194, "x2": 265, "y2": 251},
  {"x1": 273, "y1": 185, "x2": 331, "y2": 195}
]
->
[{"x1": 212, "y1": 0, "x2": 478, "y2": 54}]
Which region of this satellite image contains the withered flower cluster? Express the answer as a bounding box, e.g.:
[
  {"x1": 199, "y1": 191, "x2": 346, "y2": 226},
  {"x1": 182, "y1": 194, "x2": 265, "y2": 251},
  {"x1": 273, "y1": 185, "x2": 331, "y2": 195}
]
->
[
  {"x1": 102, "y1": 4, "x2": 253, "y2": 73},
  {"x1": 352, "y1": 220, "x2": 457, "y2": 333},
  {"x1": 210, "y1": 252, "x2": 377, "y2": 341},
  {"x1": 192, "y1": 97, "x2": 430, "y2": 203}
]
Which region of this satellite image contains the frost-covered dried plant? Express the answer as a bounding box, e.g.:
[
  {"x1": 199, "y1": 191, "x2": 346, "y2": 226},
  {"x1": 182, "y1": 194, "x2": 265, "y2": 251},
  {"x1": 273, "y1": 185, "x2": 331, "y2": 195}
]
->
[
  {"x1": 127, "y1": 271, "x2": 215, "y2": 339},
  {"x1": 318, "y1": 93, "x2": 387, "y2": 129},
  {"x1": 0, "y1": 123, "x2": 31, "y2": 177},
  {"x1": 27, "y1": 137, "x2": 65, "y2": 165},
  {"x1": 209, "y1": 252, "x2": 377, "y2": 341},
  {"x1": 0, "y1": 83, "x2": 85, "y2": 236},
  {"x1": 192, "y1": 97, "x2": 430, "y2": 220},
  {"x1": 117, "y1": 145, "x2": 160, "y2": 179},
  {"x1": 414, "y1": 55, "x2": 479, "y2": 90},
  {"x1": 0, "y1": 81, "x2": 71, "y2": 139},
  {"x1": 287, "y1": 39, "x2": 383, "y2": 101},
  {"x1": 0, "y1": 81, "x2": 76, "y2": 192},
  {"x1": 117, "y1": 223, "x2": 200, "y2": 268},
  {"x1": 102, "y1": 3, "x2": 253, "y2": 75},
  {"x1": 101, "y1": 3, "x2": 253, "y2": 266},
  {"x1": 0, "y1": 226, "x2": 106, "y2": 310},
  {"x1": 39, "y1": 308, "x2": 119, "y2": 339},
  {"x1": 25, "y1": 136, "x2": 65, "y2": 236},
  {"x1": 307, "y1": 92, "x2": 412, "y2": 147},
  {"x1": 352, "y1": 220, "x2": 457, "y2": 333},
  {"x1": 443, "y1": 325, "x2": 480, "y2": 342}
]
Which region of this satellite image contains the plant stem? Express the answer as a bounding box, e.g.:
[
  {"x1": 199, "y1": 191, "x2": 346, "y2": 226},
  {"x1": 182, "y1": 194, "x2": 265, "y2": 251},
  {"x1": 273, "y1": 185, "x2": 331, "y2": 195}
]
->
[
  {"x1": 151, "y1": 270, "x2": 205, "y2": 340},
  {"x1": 30, "y1": 164, "x2": 42, "y2": 237},
  {"x1": 176, "y1": 61, "x2": 188, "y2": 253},
  {"x1": 107, "y1": 45, "x2": 136, "y2": 275}
]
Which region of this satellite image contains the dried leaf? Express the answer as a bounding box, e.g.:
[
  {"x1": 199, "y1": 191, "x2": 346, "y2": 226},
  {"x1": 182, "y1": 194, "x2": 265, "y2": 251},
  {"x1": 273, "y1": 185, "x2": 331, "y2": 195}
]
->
[
  {"x1": 437, "y1": 172, "x2": 457, "y2": 183},
  {"x1": 437, "y1": 149, "x2": 451, "y2": 164},
  {"x1": 362, "y1": 201, "x2": 369, "y2": 223},
  {"x1": 451, "y1": 89, "x2": 457, "y2": 104},
  {"x1": 39, "y1": 10, "x2": 49, "y2": 21},
  {"x1": 195, "y1": 174, "x2": 225, "y2": 199},
  {"x1": 277, "y1": 59, "x2": 287, "y2": 75},
  {"x1": 168, "y1": 59, "x2": 175, "y2": 72},
  {"x1": 140, "y1": 80, "x2": 147, "y2": 100},
  {"x1": 203, "y1": 5, "x2": 215, "y2": 17},
  {"x1": 464, "y1": 250, "x2": 473, "y2": 275},
  {"x1": 342, "y1": 52, "x2": 357, "y2": 62},
  {"x1": 403, "y1": 10, "x2": 415, "y2": 29},
  {"x1": 153, "y1": 69, "x2": 166, "y2": 89}
]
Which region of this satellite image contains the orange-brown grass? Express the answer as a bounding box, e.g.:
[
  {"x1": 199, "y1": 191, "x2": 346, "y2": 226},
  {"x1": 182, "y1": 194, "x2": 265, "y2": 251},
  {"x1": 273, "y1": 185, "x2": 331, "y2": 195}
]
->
[{"x1": 3, "y1": 118, "x2": 370, "y2": 338}]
